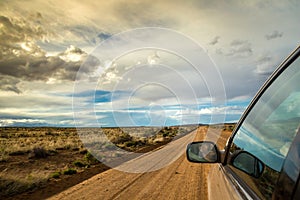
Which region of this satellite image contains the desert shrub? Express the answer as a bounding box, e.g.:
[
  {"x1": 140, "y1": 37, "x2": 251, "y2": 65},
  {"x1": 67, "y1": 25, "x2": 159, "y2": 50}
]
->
[
  {"x1": 0, "y1": 132, "x2": 9, "y2": 138},
  {"x1": 9, "y1": 150, "x2": 28, "y2": 156},
  {"x1": 229, "y1": 125, "x2": 235, "y2": 131},
  {"x1": 162, "y1": 132, "x2": 169, "y2": 137},
  {"x1": 72, "y1": 147, "x2": 80, "y2": 151},
  {"x1": 55, "y1": 147, "x2": 65, "y2": 151},
  {"x1": 73, "y1": 161, "x2": 86, "y2": 167},
  {"x1": 31, "y1": 147, "x2": 48, "y2": 158},
  {"x1": 64, "y1": 144, "x2": 72, "y2": 150},
  {"x1": 0, "y1": 175, "x2": 48, "y2": 197},
  {"x1": 84, "y1": 152, "x2": 99, "y2": 164},
  {"x1": 62, "y1": 168, "x2": 77, "y2": 175},
  {"x1": 51, "y1": 172, "x2": 61, "y2": 179},
  {"x1": 45, "y1": 131, "x2": 53, "y2": 136},
  {"x1": 47, "y1": 149, "x2": 58, "y2": 156},
  {"x1": 124, "y1": 141, "x2": 138, "y2": 147},
  {"x1": 110, "y1": 133, "x2": 132, "y2": 144},
  {"x1": 0, "y1": 154, "x2": 8, "y2": 162},
  {"x1": 222, "y1": 124, "x2": 236, "y2": 131},
  {"x1": 79, "y1": 149, "x2": 88, "y2": 154}
]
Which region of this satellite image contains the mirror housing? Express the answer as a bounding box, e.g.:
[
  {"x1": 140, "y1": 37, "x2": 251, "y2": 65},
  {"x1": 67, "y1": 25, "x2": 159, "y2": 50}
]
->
[
  {"x1": 186, "y1": 141, "x2": 220, "y2": 163},
  {"x1": 231, "y1": 151, "x2": 265, "y2": 178}
]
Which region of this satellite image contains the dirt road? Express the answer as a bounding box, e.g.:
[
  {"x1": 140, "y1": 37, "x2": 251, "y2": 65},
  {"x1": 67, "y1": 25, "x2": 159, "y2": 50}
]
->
[{"x1": 49, "y1": 127, "x2": 227, "y2": 200}]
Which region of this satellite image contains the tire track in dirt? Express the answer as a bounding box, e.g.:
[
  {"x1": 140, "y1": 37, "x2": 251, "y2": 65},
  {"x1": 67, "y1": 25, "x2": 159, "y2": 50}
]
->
[
  {"x1": 49, "y1": 127, "x2": 216, "y2": 200},
  {"x1": 107, "y1": 130, "x2": 197, "y2": 199},
  {"x1": 110, "y1": 128, "x2": 208, "y2": 200},
  {"x1": 110, "y1": 155, "x2": 185, "y2": 200}
]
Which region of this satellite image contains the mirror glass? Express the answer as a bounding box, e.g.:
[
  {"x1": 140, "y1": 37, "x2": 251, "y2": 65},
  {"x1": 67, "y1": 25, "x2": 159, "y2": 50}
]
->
[
  {"x1": 232, "y1": 151, "x2": 264, "y2": 178},
  {"x1": 186, "y1": 142, "x2": 218, "y2": 163}
]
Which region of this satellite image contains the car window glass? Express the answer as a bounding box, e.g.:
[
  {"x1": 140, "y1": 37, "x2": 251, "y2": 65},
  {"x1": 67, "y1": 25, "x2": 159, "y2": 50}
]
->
[{"x1": 229, "y1": 55, "x2": 300, "y2": 199}]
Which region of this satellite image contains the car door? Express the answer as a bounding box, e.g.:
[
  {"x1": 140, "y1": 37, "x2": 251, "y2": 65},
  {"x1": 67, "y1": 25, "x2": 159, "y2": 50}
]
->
[{"x1": 208, "y1": 45, "x2": 300, "y2": 200}]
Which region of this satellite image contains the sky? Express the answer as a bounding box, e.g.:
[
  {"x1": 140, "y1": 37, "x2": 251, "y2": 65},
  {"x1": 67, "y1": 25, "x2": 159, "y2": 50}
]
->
[{"x1": 0, "y1": 0, "x2": 300, "y2": 127}]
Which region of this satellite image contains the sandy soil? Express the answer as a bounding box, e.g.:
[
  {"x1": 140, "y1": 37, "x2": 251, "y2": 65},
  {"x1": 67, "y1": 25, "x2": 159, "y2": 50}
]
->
[{"x1": 48, "y1": 126, "x2": 231, "y2": 200}]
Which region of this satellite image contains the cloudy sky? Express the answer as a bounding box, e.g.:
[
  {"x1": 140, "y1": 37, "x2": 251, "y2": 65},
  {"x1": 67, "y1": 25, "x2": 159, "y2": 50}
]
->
[{"x1": 0, "y1": 0, "x2": 299, "y2": 127}]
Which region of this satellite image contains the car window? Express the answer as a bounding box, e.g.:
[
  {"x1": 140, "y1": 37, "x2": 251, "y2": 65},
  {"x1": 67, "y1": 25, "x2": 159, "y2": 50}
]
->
[{"x1": 228, "y1": 54, "x2": 300, "y2": 199}]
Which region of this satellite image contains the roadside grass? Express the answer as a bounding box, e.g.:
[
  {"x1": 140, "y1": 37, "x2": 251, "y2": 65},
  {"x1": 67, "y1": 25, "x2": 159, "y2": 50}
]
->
[
  {"x1": 0, "y1": 128, "x2": 85, "y2": 197},
  {"x1": 50, "y1": 171, "x2": 61, "y2": 179},
  {"x1": 0, "y1": 170, "x2": 50, "y2": 197},
  {"x1": 0, "y1": 125, "x2": 199, "y2": 198},
  {"x1": 62, "y1": 168, "x2": 77, "y2": 175}
]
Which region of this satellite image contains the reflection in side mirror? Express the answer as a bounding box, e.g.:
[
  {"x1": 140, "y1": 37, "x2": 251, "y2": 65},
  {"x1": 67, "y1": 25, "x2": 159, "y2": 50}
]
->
[
  {"x1": 186, "y1": 141, "x2": 219, "y2": 163},
  {"x1": 231, "y1": 151, "x2": 265, "y2": 178}
]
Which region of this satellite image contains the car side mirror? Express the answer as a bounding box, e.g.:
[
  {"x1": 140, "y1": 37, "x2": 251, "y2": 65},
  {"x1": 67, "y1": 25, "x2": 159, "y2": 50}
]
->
[
  {"x1": 186, "y1": 141, "x2": 219, "y2": 163},
  {"x1": 231, "y1": 151, "x2": 265, "y2": 178}
]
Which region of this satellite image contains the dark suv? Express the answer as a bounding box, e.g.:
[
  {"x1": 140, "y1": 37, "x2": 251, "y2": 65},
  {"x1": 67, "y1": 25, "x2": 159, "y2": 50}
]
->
[{"x1": 186, "y1": 45, "x2": 300, "y2": 199}]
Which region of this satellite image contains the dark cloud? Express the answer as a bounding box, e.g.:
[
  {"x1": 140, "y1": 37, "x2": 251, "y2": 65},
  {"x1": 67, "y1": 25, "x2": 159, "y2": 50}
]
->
[
  {"x1": 98, "y1": 32, "x2": 112, "y2": 40},
  {"x1": 0, "y1": 47, "x2": 100, "y2": 86},
  {"x1": 0, "y1": 15, "x2": 47, "y2": 61},
  {"x1": 90, "y1": 32, "x2": 112, "y2": 45},
  {"x1": 0, "y1": 51, "x2": 81, "y2": 81},
  {"x1": 209, "y1": 36, "x2": 220, "y2": 45},
  {"x1": 0, "y1": 75, "x2": 21, "y2": 93},
  {"x1": 265, "y1": 30, "x2": 283, "y2": 40},
  {"x1": 255, "y1": 55, "x2": 278, "y2": 76},
  {"x1": 0, "y1": 15, "x2": 100, "y2": 93},
  {"x1": 0, "y1": 15, "x2": 46, "y2": 51},
  {"x1": 216, "y1": 40, "x2": 253, "y2": 57}
]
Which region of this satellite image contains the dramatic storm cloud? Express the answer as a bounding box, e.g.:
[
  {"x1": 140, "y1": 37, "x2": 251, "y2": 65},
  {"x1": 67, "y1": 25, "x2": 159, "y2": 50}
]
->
[
  {"x1": 0, "y1": 0, "x2": 299, "y2": 127},
  {"x1": 0, "y1": 14, "x2": 100, "y2": 93}
]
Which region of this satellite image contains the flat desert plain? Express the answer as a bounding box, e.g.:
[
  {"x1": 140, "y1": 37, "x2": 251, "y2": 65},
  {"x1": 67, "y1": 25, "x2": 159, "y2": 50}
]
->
[{"x1": 0, "y1": 125, "x2": 234, "y2": 199}]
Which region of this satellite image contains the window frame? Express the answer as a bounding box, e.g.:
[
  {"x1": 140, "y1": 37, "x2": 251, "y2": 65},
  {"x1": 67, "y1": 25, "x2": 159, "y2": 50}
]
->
[
  {"x1": 224, "y1": 45, "x2": 300, "y2": 163},
  {"x1": 222, "y1": 45, "x2": 300, "y2": 198},
  {"x1": 273, "y1": 128, "x2": 300, "y2": 199}
]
